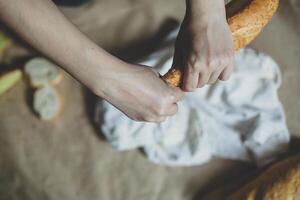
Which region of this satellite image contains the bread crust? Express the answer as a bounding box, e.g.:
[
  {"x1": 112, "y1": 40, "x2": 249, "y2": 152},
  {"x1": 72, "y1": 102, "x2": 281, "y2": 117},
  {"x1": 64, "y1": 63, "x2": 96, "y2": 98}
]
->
[
  {"x1": 27, "y1": 71, "x2": 64, "y2": 88},
  {"x1": 33, "y1": 86, "x2": 62, "y2": 121},
  {"x1": 162, "y1": 0, "x2": 279, "y2": 87},
  {"x1": 47, "y1": 90, "x2": 63, "y2": 121},
  {"x1": 202, "y1": 154, "x2": 300, "y2": 199},
  {"x1": 24, "y1": 57, "x2": 64, "y2": 88},
  {"x1": 226, "y1": 154, "x2": 300, "y2": 200}
]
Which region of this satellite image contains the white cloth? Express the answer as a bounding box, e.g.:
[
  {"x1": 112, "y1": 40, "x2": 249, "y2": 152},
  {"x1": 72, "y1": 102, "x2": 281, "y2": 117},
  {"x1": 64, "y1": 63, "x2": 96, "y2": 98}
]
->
[{"x1": 95, "y1": 32, "x2": 290, "y2": 167}]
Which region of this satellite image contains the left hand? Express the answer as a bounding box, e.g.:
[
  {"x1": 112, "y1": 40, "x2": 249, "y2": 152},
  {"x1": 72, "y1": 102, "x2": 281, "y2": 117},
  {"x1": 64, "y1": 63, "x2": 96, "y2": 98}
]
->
[{"x1": 173, "y1": 0, "x2": 235, "y2": 91}]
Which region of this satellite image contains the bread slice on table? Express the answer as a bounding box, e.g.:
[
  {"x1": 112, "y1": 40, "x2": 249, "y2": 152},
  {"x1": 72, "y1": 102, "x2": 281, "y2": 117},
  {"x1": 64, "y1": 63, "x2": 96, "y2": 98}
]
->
[
  {"x1": 24, "y1": 57, "x2": 63, "y2": 88},
  {"x1": 0, "y1": 69, "x2": 22, "y2": 96},
  {"x1": 33, "y1": 85, "x2": 62, "y2": 121}
]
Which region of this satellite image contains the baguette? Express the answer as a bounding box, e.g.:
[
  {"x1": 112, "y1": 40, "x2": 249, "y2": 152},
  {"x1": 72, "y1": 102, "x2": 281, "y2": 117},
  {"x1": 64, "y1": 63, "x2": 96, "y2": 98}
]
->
[
  {"x1": 162, "y1": 0, "x2": 279, "y2": 87},
  {"x1": 203, "y1": 154, "x2": 300, "y2": 200},
  {"x1": 228, "y1": 155, "x2": 300, "y2": 199},
  {"x1": 24, "y1": 57, "x2": 63, "y2": 88},
  {"x1": 33, "y1": 86, "x2": 62, "y2": 121}
]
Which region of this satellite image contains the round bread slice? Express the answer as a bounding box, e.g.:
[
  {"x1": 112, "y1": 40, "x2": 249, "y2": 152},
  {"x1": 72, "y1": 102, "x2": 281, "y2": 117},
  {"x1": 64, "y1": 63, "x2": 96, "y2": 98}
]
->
[
  {"x1": 33, "y1": 86, "x2": 62, "y2": 121},
  {"x1": 24, "y1": 57, "x2": 63, "y2": 88}
]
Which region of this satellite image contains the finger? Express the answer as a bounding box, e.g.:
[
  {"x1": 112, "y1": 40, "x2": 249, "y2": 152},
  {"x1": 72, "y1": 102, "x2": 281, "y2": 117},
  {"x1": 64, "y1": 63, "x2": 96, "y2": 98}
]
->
[
  {"x1": 183, "y1": 65, "x2": 199, "y2": 92},
  {"x1": 197, "y1": 71, "x2": 211, "y2": 88},
  {"x1": 170, "y1": 87, "x2": 185, "y2": 102},
  {"x1": 219, "y1": 56, "x2": 235, "y2": 81},
  {"x1": 219, "y1": 65, "x2": 234, "y2": 81},
  {"x1": 208, "y1": 69, "x2": 223, "y2": 84},
  {"x1": 157, "y1": 116, "x2": 167, "y2": 123},
  {"x1": 148, "y1": 116, "x2": 167, "y2": 123},
  {"x1": 165, "y1": 103, "x2": 179, "y2": 116}
]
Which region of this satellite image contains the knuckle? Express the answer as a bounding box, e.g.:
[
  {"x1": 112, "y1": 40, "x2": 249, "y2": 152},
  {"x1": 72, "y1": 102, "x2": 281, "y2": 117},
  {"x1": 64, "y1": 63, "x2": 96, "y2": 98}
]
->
[
  {"x1": 187, "y1": 54, "x2": 201, "y2": 71},
  {"x1": 207, "y1": 58, "x2": 219, "y2": 70},
  {"x1": 154, "y1": 104, "x2": 165, "y2": 116},
  {"x1": 188, "y1": 62, "x2": 201, "y2": 72},
  {"x1": 166, "y1": 91, "x2": 176, "y2": 102},
  {"x1": 189, "y1": 53, "x2": 199, "y2": 65}
]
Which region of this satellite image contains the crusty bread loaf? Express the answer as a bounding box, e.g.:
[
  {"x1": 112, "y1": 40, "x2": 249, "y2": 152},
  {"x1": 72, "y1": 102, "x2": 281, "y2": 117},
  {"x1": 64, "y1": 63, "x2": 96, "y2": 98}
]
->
[
  {"x1": 227, "y1": 155, "x2": 300, "y2": 200},
  {"x1": 33, "y1": 86, "x2": 62, "y2": 121},
  {"x1": 0, "y1": 70, "x2": 22, "y2": 96},
  {"x1": 228, "y1": 0, "x2": 279, "y2": 50},
  {"x1": 162, "y1": 67, "x2": 182, "y2": 88},
  {"x1": 203, "y1": 154, "x2": 300, "y2": 200},
  {"x1": 162, "y1": 0, "x2": 279, "y2": 87},
  {"x1": 24, "y1": 57, "x2": 63, "y2": 88}
]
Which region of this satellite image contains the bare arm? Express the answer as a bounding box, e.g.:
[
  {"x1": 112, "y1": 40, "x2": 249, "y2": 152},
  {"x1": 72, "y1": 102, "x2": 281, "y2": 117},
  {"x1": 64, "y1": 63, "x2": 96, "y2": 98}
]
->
[
  {"x1": 0, "y1": 0, "x2": 122, "y2": 93},
  {"x1": 0, "y1": 0, "x2": 184, "y2": 122}
]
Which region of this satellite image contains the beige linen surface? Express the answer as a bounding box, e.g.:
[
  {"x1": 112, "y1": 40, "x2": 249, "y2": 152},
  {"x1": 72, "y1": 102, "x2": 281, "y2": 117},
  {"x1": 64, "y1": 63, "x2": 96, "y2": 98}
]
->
[{"x1": 0, "y1": 0, "x2": 299, "y2": 200}]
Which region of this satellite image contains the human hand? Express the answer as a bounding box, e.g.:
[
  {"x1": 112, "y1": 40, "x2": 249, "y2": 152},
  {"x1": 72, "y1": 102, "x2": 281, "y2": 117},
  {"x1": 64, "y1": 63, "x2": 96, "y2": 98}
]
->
[
  {"x1": 173, "y1": 0, "x2": 235, "y2": 91},
  {"x1": 94, "y1": 64, "x2": 184, "y2": 122}
]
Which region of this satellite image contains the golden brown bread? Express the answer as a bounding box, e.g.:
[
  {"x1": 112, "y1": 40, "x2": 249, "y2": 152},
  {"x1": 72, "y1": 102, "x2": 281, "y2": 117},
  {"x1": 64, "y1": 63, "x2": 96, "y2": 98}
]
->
[
  {"x1": 162, "y1": 0, "x2": 279, "y2": 87},
  {"x1": 228, "y1": 0, "x2": 279, "y2": 50},
  {"x1": 227, "y1": 154, "x2": 300, "y2": 200},
  {"x1": 203, "y1": 154, "x2": 300, "y2": 200}
]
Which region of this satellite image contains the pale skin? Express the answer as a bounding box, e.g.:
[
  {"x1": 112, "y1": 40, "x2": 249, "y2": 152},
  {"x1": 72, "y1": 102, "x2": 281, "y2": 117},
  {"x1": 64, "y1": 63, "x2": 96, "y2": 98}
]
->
[{"x1": 0, "y1": 0, "x2": 234, "y2": 122}]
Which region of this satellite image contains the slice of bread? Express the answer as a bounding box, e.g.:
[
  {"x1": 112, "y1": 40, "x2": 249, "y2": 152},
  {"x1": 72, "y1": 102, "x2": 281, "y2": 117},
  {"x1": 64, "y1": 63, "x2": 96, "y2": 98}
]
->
[
  {"x1": 33, "y1": 86, "x2": 62, "y2": 121},
  {"x1": 0, "y1": 69, "x2": 22, "y2": 96},
  {"x1": 24, "y1": 57, "x2": 63, "y2": 88}
]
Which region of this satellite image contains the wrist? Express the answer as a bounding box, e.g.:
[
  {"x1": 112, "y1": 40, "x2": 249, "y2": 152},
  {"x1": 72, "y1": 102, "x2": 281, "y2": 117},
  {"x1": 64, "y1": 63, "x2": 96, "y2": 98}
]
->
[
  {"x1": 185, "y1": 0, "x2": 226, "y2": 22},
  {"x1": 66, "y1": 43, "x2": 129, "y2": 98},
  {"x1": 89, "y1": 52, "x2": 131, "y2": 98}
]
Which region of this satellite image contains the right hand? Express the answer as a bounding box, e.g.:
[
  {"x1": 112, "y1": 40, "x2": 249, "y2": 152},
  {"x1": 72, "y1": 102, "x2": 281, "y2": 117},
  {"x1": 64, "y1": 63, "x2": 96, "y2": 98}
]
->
[{"x1": 94, "y1": 64, "x2": 184, "y2": 122}]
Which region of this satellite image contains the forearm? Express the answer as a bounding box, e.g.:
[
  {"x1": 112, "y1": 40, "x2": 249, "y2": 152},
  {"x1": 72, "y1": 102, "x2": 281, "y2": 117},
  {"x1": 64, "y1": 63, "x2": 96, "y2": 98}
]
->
[
  {"x1": 0, "y1": 0, "x2": 185, "y2": 122},
  {"x1": 0, "y1": 0, "x2": 126, "y2": 94},
  {"x1": 185, "y1": 0, "x2": 226, "y2": 23}
]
